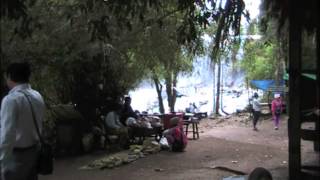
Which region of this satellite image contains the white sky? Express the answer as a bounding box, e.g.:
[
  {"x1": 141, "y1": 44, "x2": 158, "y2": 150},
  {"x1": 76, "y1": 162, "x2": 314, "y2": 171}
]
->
[{"x1": 244, "y1": 0, "x2": 261, "y2": 20}]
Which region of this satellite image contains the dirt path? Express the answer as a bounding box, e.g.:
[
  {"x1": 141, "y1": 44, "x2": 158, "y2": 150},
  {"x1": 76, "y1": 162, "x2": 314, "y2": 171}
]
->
[{"x1": 40, "y1": 114, "x2": 318, "y2": 180}]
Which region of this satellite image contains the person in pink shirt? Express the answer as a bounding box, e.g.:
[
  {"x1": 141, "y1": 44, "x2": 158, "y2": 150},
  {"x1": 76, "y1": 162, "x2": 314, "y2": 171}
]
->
[
  {"x1": 163, "y1": 117, "x2": 187, "y2": 152},
  {"x1": 271, "y1": 93, "x2": 283, "y2": 130}
]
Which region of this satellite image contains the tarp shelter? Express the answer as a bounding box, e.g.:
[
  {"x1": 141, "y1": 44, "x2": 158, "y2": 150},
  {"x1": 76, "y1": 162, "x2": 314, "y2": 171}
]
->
[{"x1": 250, "y1": 80, "x2": 285, "y2": 91}]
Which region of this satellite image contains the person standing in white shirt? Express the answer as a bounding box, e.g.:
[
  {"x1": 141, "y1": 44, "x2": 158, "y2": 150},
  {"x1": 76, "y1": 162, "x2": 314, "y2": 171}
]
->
[
  {"x1": 0, "y1": 62, "x2": 45, "y2": 180},
  {"x1": 252, "y1": 92, "x2": 261, "y2": 131}
]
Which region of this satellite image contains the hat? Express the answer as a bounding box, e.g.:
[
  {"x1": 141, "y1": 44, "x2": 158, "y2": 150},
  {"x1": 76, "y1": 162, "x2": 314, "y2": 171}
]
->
[
  {"x1": 253, "y1": 92, "x2": 259, "y2": 98},
  {"x1": 274, "y1": 94, "x2": 281, "y2": 98},
  {"x1": 170, "y1": 117, "x2": 180, "y2": 126}
]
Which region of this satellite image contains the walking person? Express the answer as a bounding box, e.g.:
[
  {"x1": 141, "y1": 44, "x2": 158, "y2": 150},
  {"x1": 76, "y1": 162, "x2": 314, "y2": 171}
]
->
[
  {"x1": 271, "y1": 93, "x2": 282, "y2": 130},
  {"x1": 252, "y1": 92, "x2": 261, "y2": 131},
  {"x1": 0, "y1": 62, "x2": 46, "y2": 180}
]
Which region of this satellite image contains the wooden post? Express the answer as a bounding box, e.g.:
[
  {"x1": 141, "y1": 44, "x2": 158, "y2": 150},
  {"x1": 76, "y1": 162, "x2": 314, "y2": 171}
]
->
[
  {"x1": 315, "y1": 17, "x2": 320, "y2": 152},
  {"x1": 288, "y1": 1, "x2": 302, "y2": 179}
]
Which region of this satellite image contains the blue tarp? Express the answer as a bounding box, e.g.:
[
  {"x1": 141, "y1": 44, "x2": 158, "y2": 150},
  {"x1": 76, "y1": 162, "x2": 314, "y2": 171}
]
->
[{"x1": 250, "y1": 80, "x2": 285, "y2": 91}]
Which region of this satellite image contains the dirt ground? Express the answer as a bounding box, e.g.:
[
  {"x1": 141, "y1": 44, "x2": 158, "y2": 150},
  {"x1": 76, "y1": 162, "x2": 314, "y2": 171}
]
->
[{"x1": 40, "y1": 113, "x2": 319, "y2": 180}]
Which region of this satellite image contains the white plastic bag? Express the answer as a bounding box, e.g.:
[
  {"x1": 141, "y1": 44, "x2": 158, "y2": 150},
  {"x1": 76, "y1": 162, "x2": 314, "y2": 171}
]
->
[{"x1": 159, "y1": 137, "x2": 170, "y2": 149}]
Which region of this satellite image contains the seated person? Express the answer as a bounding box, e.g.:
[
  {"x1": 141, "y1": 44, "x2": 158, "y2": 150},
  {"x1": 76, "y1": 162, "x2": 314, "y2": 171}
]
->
[
  {"x1": 104, "y1": 105, "x2": 129, "y2": 148},
  {"x1": 186, "y1": 102, "x2": 198, "y2": 113},
  {"x1": 120, "y1": 96, "x2": 138, "y2": 126},
  {"x1": 163, "y1": 117, "x2": 187, "y2": 152}
]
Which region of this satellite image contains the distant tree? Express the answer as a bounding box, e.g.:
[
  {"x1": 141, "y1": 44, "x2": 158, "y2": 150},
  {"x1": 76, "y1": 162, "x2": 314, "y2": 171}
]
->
[
  {"x1": 238, "y1": 19, "x2": 287, "y2": 88},
  {"x1": 131, "y1": 4, "x2": 199, "y2": 113}
]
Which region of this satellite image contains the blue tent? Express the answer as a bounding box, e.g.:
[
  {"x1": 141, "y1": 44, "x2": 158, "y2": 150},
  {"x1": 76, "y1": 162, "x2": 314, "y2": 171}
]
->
[{"x1": 250, "y1": 80, "x2": 285, "y2": 91}]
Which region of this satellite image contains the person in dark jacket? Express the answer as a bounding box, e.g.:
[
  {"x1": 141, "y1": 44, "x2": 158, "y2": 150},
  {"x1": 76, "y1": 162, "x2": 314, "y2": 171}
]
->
[{"x1": 120, "y1": 96, "x2": 138, "y2": 126}]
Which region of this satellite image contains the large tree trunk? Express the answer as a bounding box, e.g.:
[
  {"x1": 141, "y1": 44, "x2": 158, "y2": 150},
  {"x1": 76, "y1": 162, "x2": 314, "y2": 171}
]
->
[
  {"x1": 153, "y1": 74, "x2": 165, "y2": 114},
  {"x1": 165, "y1": 74, "x2": 174, "y2": 112},
  {"x1": 211, "y1": 0, "x2": 231, "y2": 115},
  {"x1": 165, "y1": 71, "x2": 177, "y2": 113},
  {"x1": 172, "y1": 71, "x2": 178, "y2": 111},
  {"x1": 215, "y1": 59, "x2": 221, "y2": 114}
]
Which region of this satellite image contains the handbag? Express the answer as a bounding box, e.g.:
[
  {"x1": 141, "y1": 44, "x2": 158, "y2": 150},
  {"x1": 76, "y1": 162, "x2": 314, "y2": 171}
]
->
[{"x1": 20, "y1": 91, "x2": 54, "y2": 175}]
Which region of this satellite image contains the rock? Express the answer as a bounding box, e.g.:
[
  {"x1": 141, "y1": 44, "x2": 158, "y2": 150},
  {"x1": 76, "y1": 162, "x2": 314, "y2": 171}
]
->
[
  {"x1": 154, "y1": 168, "x2": 164, "y2": 172},
  {"x1": 134, "y1": 149, "x2": 141, "y2": 154}
]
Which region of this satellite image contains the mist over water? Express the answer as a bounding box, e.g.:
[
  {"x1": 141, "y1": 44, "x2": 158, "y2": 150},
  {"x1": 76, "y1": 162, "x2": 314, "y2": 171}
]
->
[{"x1": 129, "y1": 56, "x2": 251, "y2": 115}]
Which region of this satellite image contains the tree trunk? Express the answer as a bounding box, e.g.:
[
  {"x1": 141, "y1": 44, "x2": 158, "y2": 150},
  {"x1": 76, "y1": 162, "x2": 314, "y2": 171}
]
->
[
  {"x1": 165, "y1": 74, "x2": 174, "y2": 113},
  {"x1": 172, "y1": 71, "x2": 178, "y2": 111},
  {"x1": 275, "y1": 42, "x2": 283, "y2": 86},
  {"x1": 231, "y1": 44, "x2": 239, "y2": 85},
  {"x1": 165, "y1": 71, "x2": 177, "y2": 113},
  {"x1": 215, "y1": 59, "x2": 221, "y2": 114},
  {"x1": 153, "y1": 74, "x2": 165, "y2": 114},
  {"x1": 212, "y1": 62, "x2": 216, "y2": 113}
]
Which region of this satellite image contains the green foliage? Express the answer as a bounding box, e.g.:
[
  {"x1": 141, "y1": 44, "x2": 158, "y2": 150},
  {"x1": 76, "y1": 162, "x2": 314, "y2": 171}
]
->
[
  {"x1": 127, "y1": 2, "x2": 201, "y2": 112},
  {"x1": 1, "y1": 0, "x2": 247, "y2": 118},
  {"x1": 237, "y1": 17, "x2": 288, "y2": 88},
  {"x1": 239, "y1": 39, "x2": 277, "y2": 83},
  {"x1": 1, "y1": 1, "x2": 148, "y2": 121}
]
